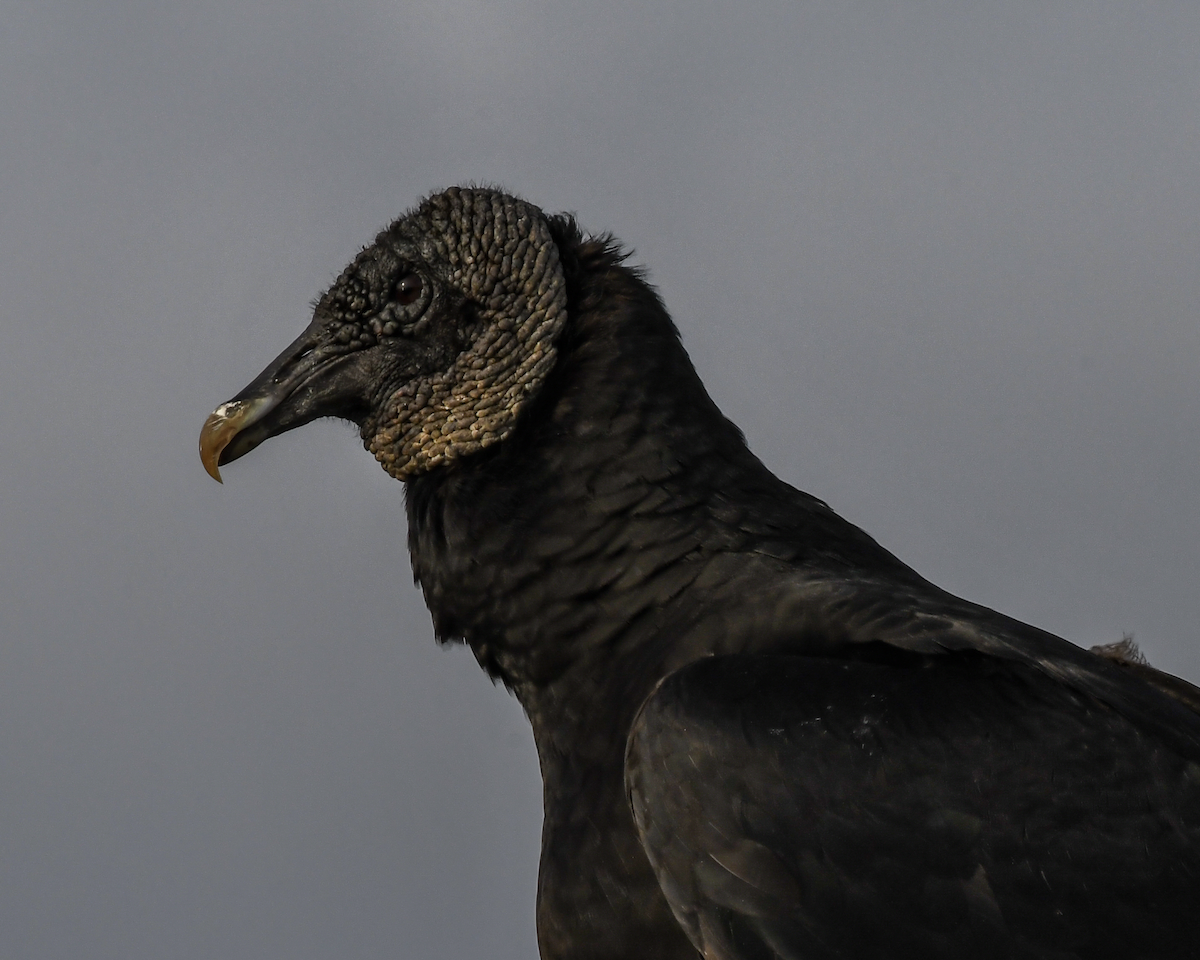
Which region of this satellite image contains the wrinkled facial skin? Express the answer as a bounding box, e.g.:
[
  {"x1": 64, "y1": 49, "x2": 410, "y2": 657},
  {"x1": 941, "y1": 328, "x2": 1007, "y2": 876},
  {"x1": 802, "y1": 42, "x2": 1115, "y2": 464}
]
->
[
  {"x1": 199, "y1": 235, "x2": 463, "y2": 481},
  {"x1": 200, "y1": 187, "x2": 568, "y2": 483},
  {"x1": 316, "y1": 237, "x2": 470, "y2": 424}
]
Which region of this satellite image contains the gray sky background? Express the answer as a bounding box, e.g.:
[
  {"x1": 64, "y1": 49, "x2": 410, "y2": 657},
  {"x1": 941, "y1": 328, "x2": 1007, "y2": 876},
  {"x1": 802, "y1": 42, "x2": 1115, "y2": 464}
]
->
[{"x1": 4, "y1": 2, "x2": 1200, "y2": 958}]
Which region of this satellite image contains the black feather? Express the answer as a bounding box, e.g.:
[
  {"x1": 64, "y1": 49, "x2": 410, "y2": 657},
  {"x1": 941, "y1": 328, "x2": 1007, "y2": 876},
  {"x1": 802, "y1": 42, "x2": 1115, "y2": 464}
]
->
[{"x1": 398, "y1": 220, "x2": 1200, "y2": 959}]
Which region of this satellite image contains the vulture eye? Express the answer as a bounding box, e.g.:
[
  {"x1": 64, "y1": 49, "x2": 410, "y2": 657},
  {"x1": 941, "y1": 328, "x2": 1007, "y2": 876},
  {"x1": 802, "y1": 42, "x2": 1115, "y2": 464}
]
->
[{"x1": 395, "y1": 273, "x2": 423, "y2": 306}]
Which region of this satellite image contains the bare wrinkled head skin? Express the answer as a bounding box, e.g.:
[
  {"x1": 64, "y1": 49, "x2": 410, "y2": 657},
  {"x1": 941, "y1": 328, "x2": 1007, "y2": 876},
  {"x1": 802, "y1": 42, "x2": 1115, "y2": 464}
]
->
[
  {"x1": 365, "y1": 187, "x2": 568, "y2": 478},
  {"x1": 199, "y1": 186, "x2": 568, "y2": 482}
]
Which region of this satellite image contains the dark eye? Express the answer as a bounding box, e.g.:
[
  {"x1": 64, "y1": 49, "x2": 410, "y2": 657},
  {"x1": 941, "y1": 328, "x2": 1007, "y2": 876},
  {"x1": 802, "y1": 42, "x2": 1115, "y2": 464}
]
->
[{"x1": 395, "y1": 273, "x2": 423, "y2": 306}]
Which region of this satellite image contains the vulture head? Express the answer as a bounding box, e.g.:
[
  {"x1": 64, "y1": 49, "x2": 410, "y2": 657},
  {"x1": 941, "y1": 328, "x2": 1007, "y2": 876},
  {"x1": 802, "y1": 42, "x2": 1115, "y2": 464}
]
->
[{"x1": 200, "y1": 186, "x2": 568, "y2": 482}]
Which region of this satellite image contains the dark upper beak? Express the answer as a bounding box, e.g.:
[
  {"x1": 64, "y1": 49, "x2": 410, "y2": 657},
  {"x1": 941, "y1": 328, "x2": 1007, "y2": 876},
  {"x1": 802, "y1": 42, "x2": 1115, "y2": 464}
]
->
[{"x1": 199, "y1": 325, "x2": 363, "y2": 482}]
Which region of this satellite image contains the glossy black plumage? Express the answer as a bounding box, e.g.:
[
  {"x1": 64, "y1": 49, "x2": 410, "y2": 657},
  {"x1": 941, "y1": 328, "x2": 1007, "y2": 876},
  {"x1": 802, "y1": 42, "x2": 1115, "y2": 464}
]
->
[
  {"x1": 407, "y1": 221, "x2": 1200, "y2": 959},
  {"x1": 629, "y1": 653, "x2": 1200, "y2": 959},
  {"x1": 207, "y1": 196, "x2": 1200, "y2": 960}
]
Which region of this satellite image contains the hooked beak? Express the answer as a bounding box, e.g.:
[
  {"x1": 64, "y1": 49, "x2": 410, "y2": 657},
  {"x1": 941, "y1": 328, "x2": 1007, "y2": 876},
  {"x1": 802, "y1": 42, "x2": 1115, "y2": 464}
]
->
[
  {"x1": 199, "y1": 395, "x2": 278, "y2": 483},
  {"x1": 199, "y1": 327, "x2": 364, "y2": 483}
]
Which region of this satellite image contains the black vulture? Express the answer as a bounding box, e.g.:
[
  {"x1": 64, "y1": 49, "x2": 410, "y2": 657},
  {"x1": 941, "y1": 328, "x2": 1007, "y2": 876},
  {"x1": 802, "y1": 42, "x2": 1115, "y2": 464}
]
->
[{"x1": 200, "y1": 187, "x2": 1200, "y2": 960}]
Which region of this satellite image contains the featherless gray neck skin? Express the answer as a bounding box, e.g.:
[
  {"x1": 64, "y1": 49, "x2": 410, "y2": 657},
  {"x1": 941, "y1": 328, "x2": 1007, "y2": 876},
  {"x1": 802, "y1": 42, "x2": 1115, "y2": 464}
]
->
[
  {"x1": 198, "y1": 186, "x2": 567, "y2": 483},
  {"x1": 365, "y1": 189, "x2": 568, "y2": 478}
]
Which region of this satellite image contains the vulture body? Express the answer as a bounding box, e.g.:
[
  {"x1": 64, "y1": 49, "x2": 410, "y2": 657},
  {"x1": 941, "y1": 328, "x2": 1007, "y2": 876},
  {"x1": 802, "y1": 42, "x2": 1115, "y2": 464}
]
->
[{"x1": 201, "y1": 187, "x2": 1200, "y2": 960}]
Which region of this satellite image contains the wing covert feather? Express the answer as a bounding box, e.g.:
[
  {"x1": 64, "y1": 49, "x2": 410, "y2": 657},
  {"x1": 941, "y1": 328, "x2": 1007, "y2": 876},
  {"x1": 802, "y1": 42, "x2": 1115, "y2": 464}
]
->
[{"x1": 625, "y1": 653, "x2": 1200, "y2": 960}]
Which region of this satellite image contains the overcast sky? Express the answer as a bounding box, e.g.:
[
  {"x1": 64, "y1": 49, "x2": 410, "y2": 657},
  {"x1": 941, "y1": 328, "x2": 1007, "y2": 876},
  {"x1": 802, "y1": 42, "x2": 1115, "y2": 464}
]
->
[{"x1": 4, "y1": 2, "x2": 1200, "y2": 958}]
